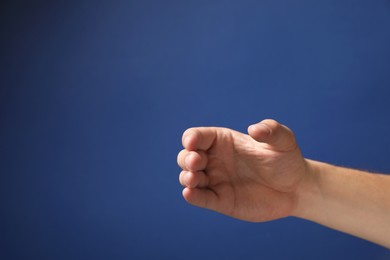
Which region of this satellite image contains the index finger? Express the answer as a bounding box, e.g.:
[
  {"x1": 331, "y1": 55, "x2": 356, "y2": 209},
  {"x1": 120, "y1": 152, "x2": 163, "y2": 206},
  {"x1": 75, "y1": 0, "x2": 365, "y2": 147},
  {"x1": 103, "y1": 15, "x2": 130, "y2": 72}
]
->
[{"x1": 182, "y1": 127, "x2": 217, "y2": 151}]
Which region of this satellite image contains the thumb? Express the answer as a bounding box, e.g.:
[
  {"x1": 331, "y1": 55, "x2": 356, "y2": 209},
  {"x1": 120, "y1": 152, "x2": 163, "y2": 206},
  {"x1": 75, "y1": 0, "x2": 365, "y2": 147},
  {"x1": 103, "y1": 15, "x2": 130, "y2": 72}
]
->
[{"x1": 247, "y1": 119, "x2": 297, "y2": 152}]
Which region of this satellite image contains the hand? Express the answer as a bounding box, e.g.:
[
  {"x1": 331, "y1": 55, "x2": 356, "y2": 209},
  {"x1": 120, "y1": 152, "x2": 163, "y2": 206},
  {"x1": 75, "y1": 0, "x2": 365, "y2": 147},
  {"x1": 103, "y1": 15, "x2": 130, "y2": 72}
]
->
[{"x1": 177, "y1": 119, "x2": 309, "y2": 222}]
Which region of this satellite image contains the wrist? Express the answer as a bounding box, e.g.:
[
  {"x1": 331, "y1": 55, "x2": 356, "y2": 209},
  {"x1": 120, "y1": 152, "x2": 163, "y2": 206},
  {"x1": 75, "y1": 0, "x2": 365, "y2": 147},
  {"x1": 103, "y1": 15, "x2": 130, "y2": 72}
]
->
[{"x1": 291, "y1": 159, "x2": 326, "y2": 220}]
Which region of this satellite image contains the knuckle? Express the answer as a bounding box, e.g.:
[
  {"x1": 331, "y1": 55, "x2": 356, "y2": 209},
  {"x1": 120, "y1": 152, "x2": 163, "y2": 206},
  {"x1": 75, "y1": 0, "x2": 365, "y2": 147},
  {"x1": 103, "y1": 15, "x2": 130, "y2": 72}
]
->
[
  {"x1": 177, "y1": 149, "x2": 187, "y2": 168},
  {"x1": 179, "y1": 171, "x2": 185, "y2": 186}
]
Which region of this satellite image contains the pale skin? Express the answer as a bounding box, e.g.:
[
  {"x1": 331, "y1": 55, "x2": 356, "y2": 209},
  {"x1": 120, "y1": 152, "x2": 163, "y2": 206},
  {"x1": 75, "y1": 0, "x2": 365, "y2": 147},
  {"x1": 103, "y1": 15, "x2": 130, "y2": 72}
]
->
[{"x1": 177, "y1": 119, "x2": 390, "y2": 248}]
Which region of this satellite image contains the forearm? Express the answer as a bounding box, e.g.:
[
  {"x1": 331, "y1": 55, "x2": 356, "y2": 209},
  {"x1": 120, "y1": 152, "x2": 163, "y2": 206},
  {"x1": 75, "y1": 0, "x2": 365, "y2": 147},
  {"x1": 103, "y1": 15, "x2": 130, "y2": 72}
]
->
[{"x1": 293, "y1": 159, "x2": 390, "y2": 248}]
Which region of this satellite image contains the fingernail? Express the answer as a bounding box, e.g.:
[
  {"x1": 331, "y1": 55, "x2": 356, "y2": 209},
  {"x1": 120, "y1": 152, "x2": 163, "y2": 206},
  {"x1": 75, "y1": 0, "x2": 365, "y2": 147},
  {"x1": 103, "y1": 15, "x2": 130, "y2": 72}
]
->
[{"x1": 259, "y1": 123, "x2": 271, "y2": 135}]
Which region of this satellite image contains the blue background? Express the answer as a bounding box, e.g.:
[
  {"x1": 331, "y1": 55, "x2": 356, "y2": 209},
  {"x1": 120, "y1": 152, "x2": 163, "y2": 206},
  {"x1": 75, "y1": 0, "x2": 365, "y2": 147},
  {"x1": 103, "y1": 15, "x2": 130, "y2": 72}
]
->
[{"x1": 1, "y1": 1, "x2": 390, "y2": 259}]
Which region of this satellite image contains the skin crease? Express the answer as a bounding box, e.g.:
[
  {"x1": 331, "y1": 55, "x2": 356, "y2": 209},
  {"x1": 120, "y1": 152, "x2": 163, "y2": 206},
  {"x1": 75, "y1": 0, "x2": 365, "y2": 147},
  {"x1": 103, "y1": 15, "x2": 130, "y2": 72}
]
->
[
  {"x1": 177, "y1": 119, "x2": 390, "y2": 248},
  {"x1": 178, "y1": 119, "x2": 308, "y2": 222}
]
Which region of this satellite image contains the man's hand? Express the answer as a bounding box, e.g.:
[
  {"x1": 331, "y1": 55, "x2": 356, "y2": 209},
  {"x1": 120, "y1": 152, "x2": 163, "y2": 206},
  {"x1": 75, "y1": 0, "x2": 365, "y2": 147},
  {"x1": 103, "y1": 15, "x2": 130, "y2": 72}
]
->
[
  {"x1": 177, "y1": 119, "x2": 309, "y2": 222},
  {"x1": 178, "y1": 119, "x2": 390, "y2": 248}
]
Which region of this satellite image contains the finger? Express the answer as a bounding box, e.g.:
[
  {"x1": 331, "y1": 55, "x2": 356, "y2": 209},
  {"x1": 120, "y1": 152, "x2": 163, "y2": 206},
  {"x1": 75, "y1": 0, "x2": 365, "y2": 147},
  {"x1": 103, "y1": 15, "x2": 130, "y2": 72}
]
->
[
  {"x1": 248, "y1": 119, "x2": 297, "y2": 152},
  {"x1": 179, "y1": 171, "x2": 209, "y2": 188},
  {"x1": 182, "y1": 127, "x2": 217, "y2": 151},
  {"x1": 182, "y1": 187, "x2": 219, "y2": 210},
  {"x1": 177, "y1": 150, "x2": 208, "y2": 171},
  {"x1": 186, "y1": 150, "x2": 208, "y2": 172},
  {"x1": 177, "y1": 149, "x2": 188, "y2": 170}
]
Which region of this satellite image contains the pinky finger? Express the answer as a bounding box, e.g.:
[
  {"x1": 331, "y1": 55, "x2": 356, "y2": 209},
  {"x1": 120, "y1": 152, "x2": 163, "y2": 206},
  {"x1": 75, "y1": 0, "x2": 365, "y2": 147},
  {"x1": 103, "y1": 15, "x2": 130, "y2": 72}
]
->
[{"x1": 182, "y1": 187, "x2": 219, "y2": 211}]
